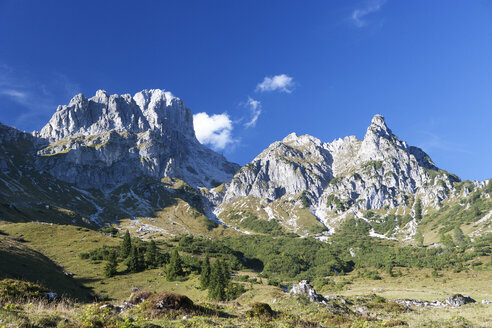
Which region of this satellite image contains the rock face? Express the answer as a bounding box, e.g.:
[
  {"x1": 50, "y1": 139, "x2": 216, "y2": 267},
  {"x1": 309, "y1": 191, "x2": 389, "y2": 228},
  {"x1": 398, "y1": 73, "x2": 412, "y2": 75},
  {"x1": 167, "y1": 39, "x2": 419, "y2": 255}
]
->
[
  {"x1": 222, "y1": 133, "x2": 333, "y2": 203},
  {"x1": 290, "y1": 280, "x2": 326, "y2": 303},
  {"x1": 212, "y1": 114, "x2": 460, "y2": 237},
  {"x1": 38, "y1": 89, "x2": 194, "y2": 141},
  {"x1": 34, "y1": 89, "x2": 239, "y2": 190}
]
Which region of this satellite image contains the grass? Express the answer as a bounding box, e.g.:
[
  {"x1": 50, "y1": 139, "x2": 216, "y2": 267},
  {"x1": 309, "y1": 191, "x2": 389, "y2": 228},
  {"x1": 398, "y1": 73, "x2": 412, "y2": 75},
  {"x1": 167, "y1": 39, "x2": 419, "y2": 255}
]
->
[
  {"x1": 330, "y1": 267, "x2": 492, "y2": 302},
  {"x1": 0, "y1": 222, "x2": 119, "y2": 299},
  {"x1": 0, "y1": 232, "x2": 92, "y2": 301},
  {"x1": 217, "y1": 194, "x2": 327, "y2": 237}
]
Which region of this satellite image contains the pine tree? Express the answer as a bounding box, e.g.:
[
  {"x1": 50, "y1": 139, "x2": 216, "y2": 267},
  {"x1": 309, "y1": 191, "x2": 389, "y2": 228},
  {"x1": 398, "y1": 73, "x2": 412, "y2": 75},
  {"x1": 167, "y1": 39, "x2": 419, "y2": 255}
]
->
[
  {"x1": 208, "y1": 259, "x2": 229, "y2": 301},
  {"x1": 453, "y1": 226, "x2": 467, "y2": 248},
  {"x1": 145, "y1": 240, "x2": 158, "y2": 269},
  {"x1": 200, "y1": 254, "x2": 211, "y2": 289},
  {"x1": 439, "y1": 232, "x2": 455, "y2": 249},
  {"x1": 127, "y1": 245, "x2": 141, "y2": 273},
  {"x1": 103, "y1": 250, "x2": 118, "y2": 277},
  {"x1": 137, "y1": 246, "x2": 145, "y2": 271},
  {"x1": 120, "y1": 230, "x2": 132, "y2": 258},
  {"x1": 166, "y1": 250, "x2": 183, "y2": 281},
  {"x1": 386, "y1": 263, "x2": 395, "y2": 277},
  {"x1": 414, "y1": 198, "x2": 422, "y2": 221}
]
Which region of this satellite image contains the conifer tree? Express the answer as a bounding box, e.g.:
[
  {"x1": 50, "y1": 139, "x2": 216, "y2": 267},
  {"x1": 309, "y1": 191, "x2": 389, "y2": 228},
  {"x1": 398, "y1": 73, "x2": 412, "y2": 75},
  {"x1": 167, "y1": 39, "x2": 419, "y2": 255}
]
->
[
  {"x1": 137, "y1": 246, "x2": 145, "y2": 271},
  {"x1": 166, "y1": 249, "x2": 183, "y2": 281},
  {"x1": 127, "y1": 245, "x2": 141, "y2": 273},
  {"x1": 439, "y1": 232, "x2": 455, "y2": 248},
  {"x1": 414, "y1": 198, "x2": 422, "y2": 221},
  {"x1": 120, "y1": 230, "x2": 132, "y2": 258},
  {"x1": 200, "y1": 254, "x2": 211, "y2": 289},
  {"x1": 103, "y1": 250, "x2": 118, "y2": 278},
  {"x1": 208, "y1": 259, "x2": 229, "y2": 301},
  {"x1": 145, "y1": 240, "x2": 158, "y2": 268},
  {"x1": 453, "y1": 226, "x2": 466, "y2": 247},
  {"x1": 414, "y1": 231, "x2": 424, "y2": 247}
]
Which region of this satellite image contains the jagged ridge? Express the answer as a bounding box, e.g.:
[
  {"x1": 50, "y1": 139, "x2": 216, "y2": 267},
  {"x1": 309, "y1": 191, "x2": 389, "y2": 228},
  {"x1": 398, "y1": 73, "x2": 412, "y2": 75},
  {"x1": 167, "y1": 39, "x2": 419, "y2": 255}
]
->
[{"x1": 210, "y1": 115, "x2": 461, "y2": 238}]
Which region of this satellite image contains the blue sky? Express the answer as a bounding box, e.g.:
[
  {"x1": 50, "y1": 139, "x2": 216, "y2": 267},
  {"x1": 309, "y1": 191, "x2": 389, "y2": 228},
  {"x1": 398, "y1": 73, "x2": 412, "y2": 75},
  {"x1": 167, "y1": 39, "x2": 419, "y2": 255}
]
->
[{"x1": 1, "y1": 1, "x2": 491, "y2": 180}]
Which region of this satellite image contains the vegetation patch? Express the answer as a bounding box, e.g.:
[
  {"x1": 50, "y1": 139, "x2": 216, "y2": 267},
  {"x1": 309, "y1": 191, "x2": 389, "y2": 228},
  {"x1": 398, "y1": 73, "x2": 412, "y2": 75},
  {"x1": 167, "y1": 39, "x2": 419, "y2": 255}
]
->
[
  {"x1": 246, "y1": 302, "x2": 275, "y2": 319},
  {"x1": 0, "y1": 279, "x2": 48, "y2": 302}
]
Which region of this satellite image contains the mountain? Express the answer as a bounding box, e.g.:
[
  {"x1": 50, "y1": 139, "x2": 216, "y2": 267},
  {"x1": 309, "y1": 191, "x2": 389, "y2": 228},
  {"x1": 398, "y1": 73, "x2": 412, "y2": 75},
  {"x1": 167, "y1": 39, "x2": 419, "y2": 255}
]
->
[
  {"x1": 208, "y1": 115, "x2": 491, "y2": 240},
  {"x1": 1, "y1": 91, "x2": 491, "y2": 242},
  {"x1": 0, "y1": 89, "x2": 239, "y2": 229},
  {"x1": 34, "y1": 89, "x2": 239, "y2": 190}
]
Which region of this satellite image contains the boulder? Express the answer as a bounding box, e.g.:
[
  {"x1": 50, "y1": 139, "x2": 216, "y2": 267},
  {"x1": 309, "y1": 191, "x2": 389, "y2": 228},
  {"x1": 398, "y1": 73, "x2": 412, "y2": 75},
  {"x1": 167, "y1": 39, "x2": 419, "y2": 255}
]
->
[
  {"x1": 445, "y1": 294, "x2": 476, "y2": 307},
  {"x1": 290, "y1": 280, "x2": 326, "y2": 303}
]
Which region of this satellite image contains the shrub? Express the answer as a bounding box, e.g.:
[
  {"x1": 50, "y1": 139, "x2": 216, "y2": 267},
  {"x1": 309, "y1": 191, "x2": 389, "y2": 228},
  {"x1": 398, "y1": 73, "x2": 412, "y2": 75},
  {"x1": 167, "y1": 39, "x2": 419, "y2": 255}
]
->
[
  {"x1": 140, "y1": 291, "x2": 195, "y2": 318},
  {"x1": 0, "y1": 279, "x2": 48, "y2": 302},
  {"x1": 246, "y1": 302, "x2": 274, "y2": 319}
]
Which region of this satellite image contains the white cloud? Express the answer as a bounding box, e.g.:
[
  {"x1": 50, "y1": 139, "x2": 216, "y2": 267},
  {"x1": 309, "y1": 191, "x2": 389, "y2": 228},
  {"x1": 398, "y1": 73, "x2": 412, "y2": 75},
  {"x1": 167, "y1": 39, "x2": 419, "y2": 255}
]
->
[
  {"x1": 256, "y1": 74, "x2": 294, "y2": 93},
  {"x1": 244, "y1": 97, "x2": 262, "y2": 128},
  {"x1": 193, "y1": 112, "x2": 234, "y2": 150},
  {"x1": 351, "y1": 0, "x2": 387, "y2": 28},
  {"x1": 0, "y1": 89, "x2": 28, "y2": 100}
]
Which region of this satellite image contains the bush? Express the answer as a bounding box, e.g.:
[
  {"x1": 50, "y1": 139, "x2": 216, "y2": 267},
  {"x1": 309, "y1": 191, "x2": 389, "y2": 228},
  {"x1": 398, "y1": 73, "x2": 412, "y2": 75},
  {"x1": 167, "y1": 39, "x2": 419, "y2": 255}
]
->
[
  {"x1": 359, "y1": 270, "x2": 382, "y2": 280},
  {"x1": 100, "y1": 227, "x2": 118, "y2": 236},
  {"x1": 79, "y1": 246, "x2": 118, "y2": 262},
  {"x1": 128, "y1": 290, "x2": 153, "y2": 305},
  {"x1": 246, "y1": 302, "x2": 274, "y2": 319},
  {"x1": 0, "y1": 279, "x2": 48, "y2": 302},
  {"x1": 140, "y1": 291, "x2": 195, "y2": 318}
]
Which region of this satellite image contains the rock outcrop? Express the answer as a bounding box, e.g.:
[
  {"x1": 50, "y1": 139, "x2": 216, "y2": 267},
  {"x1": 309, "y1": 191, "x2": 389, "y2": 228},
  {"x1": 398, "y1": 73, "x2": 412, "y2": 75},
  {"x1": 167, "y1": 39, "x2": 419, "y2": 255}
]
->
[
  {"x1": 34, "y1": 89, "x2": 239, "y2": 190},
  {"x1": 290, "y1": 280, "x2": 326, "y2": 303}
]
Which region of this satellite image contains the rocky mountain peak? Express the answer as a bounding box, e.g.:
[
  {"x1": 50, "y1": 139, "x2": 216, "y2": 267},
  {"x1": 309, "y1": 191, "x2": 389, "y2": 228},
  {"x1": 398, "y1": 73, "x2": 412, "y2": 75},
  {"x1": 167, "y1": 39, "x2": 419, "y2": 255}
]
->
[
  {"x1": 365, "y1": 114, "x2": 393, "y2": 139},
  {"x1": 67, "y1": 93, "x2": 88, "y2": 108},
  {"x1": 282, "y1": 132, "x2": 323, "y2": 148},
  {"x1": 38, "y1": 89, "x2": 194, "y2": 142},
  {"x1": 31, "y1": 89, "x2": 239, "y2": 190}
]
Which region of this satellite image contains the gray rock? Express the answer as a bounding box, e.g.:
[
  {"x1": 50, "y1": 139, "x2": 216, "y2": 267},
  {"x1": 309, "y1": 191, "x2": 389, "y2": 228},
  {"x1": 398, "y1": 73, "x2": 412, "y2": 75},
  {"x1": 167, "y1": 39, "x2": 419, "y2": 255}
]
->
[
  {"x1": 290, "y1": 280, "x2": 326, "y2": 303},
  {"x1": 395, "y1": 299, "x2": 445, "y2": 308},
  {"x1": 395, "y1": 295, "x2": 476, "y2": 308},
  {"x1": 355, "y1": 306, "x2": 368, "y2": 313},
  {"x1": 445, "y1": 294, "x2": 476, "y2": 307}
]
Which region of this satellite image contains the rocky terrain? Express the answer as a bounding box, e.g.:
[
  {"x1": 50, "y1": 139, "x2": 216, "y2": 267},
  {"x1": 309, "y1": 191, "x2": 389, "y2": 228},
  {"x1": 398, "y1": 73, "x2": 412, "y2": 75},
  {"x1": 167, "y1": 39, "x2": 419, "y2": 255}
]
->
[{"x1": 0, "y1": 90, "x2": 239, "y2": 227}]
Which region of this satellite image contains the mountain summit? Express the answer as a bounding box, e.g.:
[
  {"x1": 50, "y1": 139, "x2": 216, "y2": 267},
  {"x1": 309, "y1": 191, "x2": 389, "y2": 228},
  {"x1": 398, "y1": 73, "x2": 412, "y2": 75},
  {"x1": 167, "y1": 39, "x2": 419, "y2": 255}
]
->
[
  {"x1": 38, "y1": 89, "x2": 195, "y2": 141},
  {"x1": 34, "y1": 89, "x2": 239, "y2": 190}
]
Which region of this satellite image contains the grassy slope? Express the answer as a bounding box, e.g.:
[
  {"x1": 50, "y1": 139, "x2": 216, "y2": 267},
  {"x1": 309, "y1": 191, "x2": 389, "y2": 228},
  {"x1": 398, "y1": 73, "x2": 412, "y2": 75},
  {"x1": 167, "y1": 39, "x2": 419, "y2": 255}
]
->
[
  {"x1": 0, "y1": 222, "x2": 228, "y2": 302},
  {"x1": 0, "y1": 231, "x2": 91, "y2": 301},
  {"x1": 331, "y1": 268, "x2": 492, "y2": 302},
  {"x1": 418, "y1": 192, "x2": 492, "y2": 245},
  {"x1": 217, "y1": 195, "x2": 327, "y2": 236}
]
